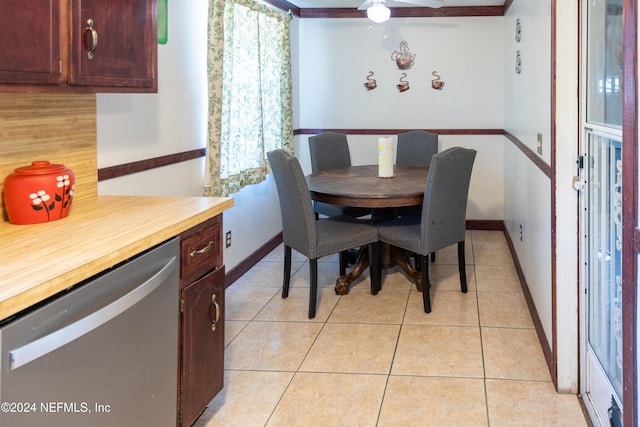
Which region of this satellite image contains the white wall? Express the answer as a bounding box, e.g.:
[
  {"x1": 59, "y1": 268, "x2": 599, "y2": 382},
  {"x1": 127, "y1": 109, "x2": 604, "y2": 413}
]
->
[
  {"x1": 503, "y1": 0, "x2": 553, "y2": 348},
  {"x1": 296, "y1": 17, "x2": 505, "y2": 220},
  {"x1": 504, "y1": 3, "x2": 553, "y2": 164},
  {"x1": 96, "y1": 0, "x2": 284, "y2": 270},
  {"x1": 504, "y1": 0, "x2": 580, "y2": 393},
  {"x1": 503, "y1": 139, "x2": 552, "y2": 337},
  {"x1": 297, "y1": 17, "x2": 504, "y2": 129},
  {"x1": 97, "y1": 0, "x2": 209, "y2": 195}
]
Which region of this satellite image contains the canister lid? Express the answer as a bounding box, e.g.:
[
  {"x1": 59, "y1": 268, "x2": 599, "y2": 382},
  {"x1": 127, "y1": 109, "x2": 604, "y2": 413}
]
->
[{"x1": 14, "y1": 161, "x2": 66, "y2": 175}]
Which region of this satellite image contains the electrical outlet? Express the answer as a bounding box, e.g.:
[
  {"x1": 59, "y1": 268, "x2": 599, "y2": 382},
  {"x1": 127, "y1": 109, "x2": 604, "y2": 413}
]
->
[{"x1": 225, "y1": 231, "x2": 232, "y2": 248}]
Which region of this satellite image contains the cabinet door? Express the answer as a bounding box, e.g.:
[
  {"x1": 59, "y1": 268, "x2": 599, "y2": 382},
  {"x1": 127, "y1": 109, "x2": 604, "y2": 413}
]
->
[
  {"x1": 180, "y1": 267, "x2": 225, "y2": 427},
  {"x1": 69, "y1": 0, "x2": 156, "y2": 89},
  {"x1": 0, "y1": 0, "x2": 63, "y2": 85}
]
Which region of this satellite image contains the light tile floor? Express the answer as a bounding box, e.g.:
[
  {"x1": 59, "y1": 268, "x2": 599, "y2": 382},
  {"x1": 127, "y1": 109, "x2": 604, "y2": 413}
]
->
[{"x1": 194, "y1": 230, "x2": 589, "y2": 426}]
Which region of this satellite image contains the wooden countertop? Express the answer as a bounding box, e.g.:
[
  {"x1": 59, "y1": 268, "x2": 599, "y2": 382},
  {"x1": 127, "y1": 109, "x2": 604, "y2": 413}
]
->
[{"x1": 0, "y1": 195, "x2": 234, "y2": 320}]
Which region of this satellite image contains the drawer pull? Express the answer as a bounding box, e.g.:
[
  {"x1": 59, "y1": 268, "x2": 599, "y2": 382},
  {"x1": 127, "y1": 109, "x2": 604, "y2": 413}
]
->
[
  {"x1": 190, "y1": 240, "x2": 214, "y2": 257},
  {"x1": 210, "y1": 293, "x2": 220, "y2": 332}
]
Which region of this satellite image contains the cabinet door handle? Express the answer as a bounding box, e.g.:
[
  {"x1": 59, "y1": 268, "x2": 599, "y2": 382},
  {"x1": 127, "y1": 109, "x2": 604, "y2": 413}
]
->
[
  {"x1": 190, "y1": 240, "x2": 214, "y2": 257},
  {"x1": 210, "y1": 293, "x2": 220, "y2": 332},
  {"x1": 84, "y1": 18, "x2": 99, "y2": 59}
]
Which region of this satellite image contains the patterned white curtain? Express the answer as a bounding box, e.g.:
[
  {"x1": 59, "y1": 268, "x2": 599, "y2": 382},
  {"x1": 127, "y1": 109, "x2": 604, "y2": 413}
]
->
[{"x1": 205, "y1": 0, "x2": 293, "y2": 197}]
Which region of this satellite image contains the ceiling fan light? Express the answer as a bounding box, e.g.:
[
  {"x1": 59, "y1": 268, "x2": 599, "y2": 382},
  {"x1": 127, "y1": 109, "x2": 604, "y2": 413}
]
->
[{"x1": 367, "y1": 4, "x2": 390, "y2": 23}]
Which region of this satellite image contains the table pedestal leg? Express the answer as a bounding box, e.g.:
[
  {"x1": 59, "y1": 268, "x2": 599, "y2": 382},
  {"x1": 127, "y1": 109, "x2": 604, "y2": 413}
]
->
[
  {"x1": 389, "y1": 246, "x2": 422, "y2": 291},
  {"x1": 334, "y1": 244, "x2": 424, "y2": 294},
  {"x1": 335, "y1": 247, "x2": 369, "y2": 295}
]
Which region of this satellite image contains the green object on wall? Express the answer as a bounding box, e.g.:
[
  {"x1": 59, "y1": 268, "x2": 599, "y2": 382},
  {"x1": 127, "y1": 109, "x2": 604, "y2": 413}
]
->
[{"x1": 158, "y1": 0, "x2": 168, "y2": 44}]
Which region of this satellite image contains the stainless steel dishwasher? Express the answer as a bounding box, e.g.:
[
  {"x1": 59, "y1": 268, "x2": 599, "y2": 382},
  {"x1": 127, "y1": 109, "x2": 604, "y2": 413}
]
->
[{"x1": 0, "y1": 238, "x2": 179, "y2": 427}]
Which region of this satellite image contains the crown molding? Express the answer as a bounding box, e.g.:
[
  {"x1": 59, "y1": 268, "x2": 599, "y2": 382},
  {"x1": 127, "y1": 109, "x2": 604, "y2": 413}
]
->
[{"x1": 260, "y1": 1, "x2": 506, "y2": 18}]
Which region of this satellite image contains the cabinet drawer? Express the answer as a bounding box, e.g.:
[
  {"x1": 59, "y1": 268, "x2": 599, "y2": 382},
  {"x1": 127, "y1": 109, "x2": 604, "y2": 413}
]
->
[{"x1": 180, "y1": 218, "x2": 221, "y2": 284}]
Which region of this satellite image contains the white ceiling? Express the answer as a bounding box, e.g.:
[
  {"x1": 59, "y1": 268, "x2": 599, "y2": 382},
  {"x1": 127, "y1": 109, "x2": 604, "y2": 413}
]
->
[{"x1": 287, "y1": 0, "x2": 505, "y2": 8}]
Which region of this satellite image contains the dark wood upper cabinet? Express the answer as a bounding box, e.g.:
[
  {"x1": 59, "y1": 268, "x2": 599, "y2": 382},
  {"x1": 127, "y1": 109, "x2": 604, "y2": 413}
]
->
[
  {"x1": 0, "y1": 0, "x2": 157, "y2": 92},
  {"x1": 69, "y1": 0, "x2": 156, "y2": 90},
  {"x1": 0, "y1": 0, "x2": 63, "y2": 85}
]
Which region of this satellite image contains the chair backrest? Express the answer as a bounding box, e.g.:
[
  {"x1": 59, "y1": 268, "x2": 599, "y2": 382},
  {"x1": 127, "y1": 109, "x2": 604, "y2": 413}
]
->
[
  {"x1": 420, "y1": 146, "x2": 476, "y2": 253},
  {"x1": 267, "y1": 149, "x2": 317, "y2": 255},
  {"x1": 308, "y1": 132, "x2": 351, "y2": 173},
  {"x1": 396, "y1": 130, "x2": 438, "y2": 167}
]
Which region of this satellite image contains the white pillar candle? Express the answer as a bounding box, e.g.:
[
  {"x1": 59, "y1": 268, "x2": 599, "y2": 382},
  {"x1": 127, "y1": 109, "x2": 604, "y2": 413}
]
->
[{"x1": 378, "y1": 137, "x2": 394, "y2": 177}]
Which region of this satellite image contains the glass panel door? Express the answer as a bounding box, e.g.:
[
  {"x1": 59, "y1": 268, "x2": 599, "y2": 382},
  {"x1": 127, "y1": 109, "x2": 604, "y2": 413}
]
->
[
  {"x1": 582, "y1": 130, "x2": 623, "y2": 423},
  {"x1": 580, "y1": 0, "x2": 623, "y2": 424}
]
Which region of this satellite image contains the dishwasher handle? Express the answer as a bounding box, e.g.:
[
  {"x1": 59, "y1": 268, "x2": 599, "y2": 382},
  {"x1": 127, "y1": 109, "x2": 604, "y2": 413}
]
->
[{"x1": 9, "y1": 256, "x2": 177, "y2": 371}]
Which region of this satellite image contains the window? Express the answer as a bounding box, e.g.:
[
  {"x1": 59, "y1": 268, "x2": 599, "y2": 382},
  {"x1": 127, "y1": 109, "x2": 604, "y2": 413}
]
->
[{"x1": 205, "y1": 0, "x2": 293, "y2": 197}]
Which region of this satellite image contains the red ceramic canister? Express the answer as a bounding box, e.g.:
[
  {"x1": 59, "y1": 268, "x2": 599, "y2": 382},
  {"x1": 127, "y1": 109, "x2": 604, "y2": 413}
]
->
[{"x1": 3, "y1": 161, "x2": 75, "y2": 225}]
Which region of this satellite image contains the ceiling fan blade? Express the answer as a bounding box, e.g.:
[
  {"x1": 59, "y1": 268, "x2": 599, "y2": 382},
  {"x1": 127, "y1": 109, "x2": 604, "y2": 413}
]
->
[
  {"x1": 396, "y1": 0, "x2": 444, "y2": 8},
  {"x1": 357, "y1": 0, "x2": 375, "y2": 10}
]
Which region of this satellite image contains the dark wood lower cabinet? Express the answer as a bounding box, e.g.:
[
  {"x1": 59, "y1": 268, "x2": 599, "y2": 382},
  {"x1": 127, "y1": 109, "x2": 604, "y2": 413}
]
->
[
  {"x1": 179, "y1": 267, "x2": 225, "y2": 426},
  {"x1": 178, "y1": 215, "x2": 225, "y2": 426}
]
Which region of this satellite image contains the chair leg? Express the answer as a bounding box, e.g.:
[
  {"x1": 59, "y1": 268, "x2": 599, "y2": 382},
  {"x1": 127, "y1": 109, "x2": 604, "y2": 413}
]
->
[
  {"x1": 309, "y1": 258, "x2": 318, "y2": 319},
  {"x1": 414, "y1": 251, "x2": 434, "y2": 271},
  {"x1": 339, "y1": 250, "x2": 348, "y2": 276},
  {"x1": 368, "y1": 242, "x2": 381, "y2": 295},
  {"x1": 458, "y1": 241, "x2": 468, "y2": 293},
  {"x1": 282, "y1": 245, "x2": 292, "y2": 298},
  {"x1": 420, "y1": 255, "x2": 432, "y2": 313}
]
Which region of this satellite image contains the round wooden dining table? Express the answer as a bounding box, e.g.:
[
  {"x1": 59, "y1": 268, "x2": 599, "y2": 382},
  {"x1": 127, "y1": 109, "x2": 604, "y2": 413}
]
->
[
  {"x1": 306, "y1": 164, "x2": 428, "y2": 209},
  {"x1": 306, "y1": 164, "x2": 429, "y2": 294}
]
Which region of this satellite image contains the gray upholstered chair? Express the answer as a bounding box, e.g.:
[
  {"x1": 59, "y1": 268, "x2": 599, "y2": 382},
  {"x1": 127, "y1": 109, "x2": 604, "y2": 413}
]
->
[
  {"x1": 309, "y1": 131, "x2": 351, "y2": 172},
  {"x1": 376, "y1": 147, "x2": 476, "y2": 313},
  {"x1": 396, "y1": 130, "x2": 438, "y2": 167},
  {"x1": 395, "y1": 130, "x2": 439, "y2": 222},
  {"x1": 308, "y1": 132, "x2": 370, "y2": 219},
  {"x1": 267, "y1": 149, "x2": 381, "y2": 319}
]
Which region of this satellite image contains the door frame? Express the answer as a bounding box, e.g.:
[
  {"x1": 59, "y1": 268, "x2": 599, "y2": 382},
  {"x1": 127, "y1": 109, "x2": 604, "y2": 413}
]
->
[{"x1": 621, "y1": 0, "x2": 638, "y2": 425}]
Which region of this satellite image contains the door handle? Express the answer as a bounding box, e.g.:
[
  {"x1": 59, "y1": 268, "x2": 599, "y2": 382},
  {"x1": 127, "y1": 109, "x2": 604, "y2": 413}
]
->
[
  {"x1": 572, "y1": 176, "x2": 585, "y2": 192},
  {"x1": 209, "y1": 293, "x2": 220, "y2": 332}
]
